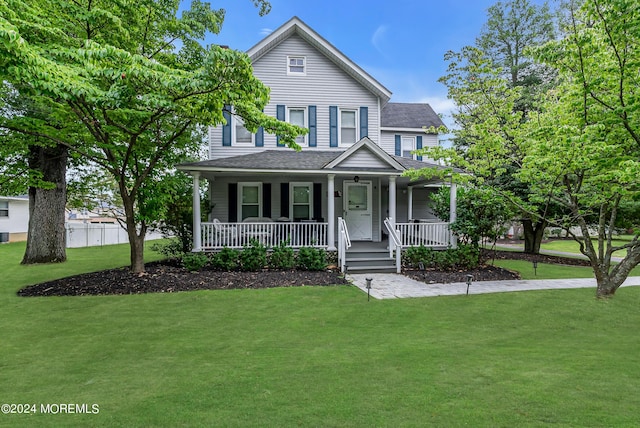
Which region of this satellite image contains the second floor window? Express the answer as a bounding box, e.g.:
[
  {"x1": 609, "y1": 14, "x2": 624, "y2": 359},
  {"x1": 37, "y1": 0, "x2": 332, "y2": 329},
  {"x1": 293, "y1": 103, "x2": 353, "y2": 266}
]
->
[
  {"x1": 402, "y1": 136, "x2": 415, "y2": 158},
  {"x1": 340, "y1": 109, "x2": 357, "y2": 146},
  {"x1": 287, "y1": 56, "x2": 306, "y2": 75},
  {"x1": 288, "y1": 107, "x2": 306, "y2": 146},
  {"x1": 235, "y1": 116, "x2": 253, "y2": 145}
]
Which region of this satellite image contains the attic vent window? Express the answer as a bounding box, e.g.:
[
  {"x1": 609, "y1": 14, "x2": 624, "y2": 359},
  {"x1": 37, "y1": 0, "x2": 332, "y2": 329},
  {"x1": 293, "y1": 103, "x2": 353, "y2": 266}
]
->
[{"x1": 287, "y1": 56, "x2": 306, "y2": 75}]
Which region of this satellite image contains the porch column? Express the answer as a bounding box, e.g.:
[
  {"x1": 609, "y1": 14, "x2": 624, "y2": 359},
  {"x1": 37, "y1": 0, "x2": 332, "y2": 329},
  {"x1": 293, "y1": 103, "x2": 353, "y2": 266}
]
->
[
  {"x1": 389, "y1": 176, "x2": 397, "y2": 225},
  {"x1": 407, "y1": 186, "x2": 413, "y2": 221},
  {"x1": 449, "y1": 179, "x2": 457, "y2": 248},
  {"x1": 327, "y1": 174, "x2": 336, "y2": 251},
  {"x1": 192, "y1": 171, "x2": 202, "y2": 252}
]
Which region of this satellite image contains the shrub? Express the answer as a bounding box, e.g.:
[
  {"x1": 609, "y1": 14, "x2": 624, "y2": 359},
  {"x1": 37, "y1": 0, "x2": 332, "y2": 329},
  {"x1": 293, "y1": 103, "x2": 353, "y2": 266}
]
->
[
  {"x1": 150, "y1": 238, "x2": 184, "y2": 259},
  {"x1": 211, "y1": 247, "x2": 240, "y2": 271},
  {"x1": 297, "y1": 247, "x2": 327, "y2": 271},
  {"x1": 404, "y1": 244, "x2": 479, "y2": 271},
  {"x1": 240, "y1": 240, "x2": 268, "y2": 271},
  {"x1": 182, "y1": 251, "x2": 208, "y2": 272},
  {"x1": 269, "y1": 241, "x2": 296, "y2": 270}
]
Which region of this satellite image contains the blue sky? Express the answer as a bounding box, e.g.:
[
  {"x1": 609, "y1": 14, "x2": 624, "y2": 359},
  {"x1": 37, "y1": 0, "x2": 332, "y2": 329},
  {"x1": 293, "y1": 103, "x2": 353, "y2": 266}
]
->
[{"x1": 197, "y1": 0, "x2": 550, "y2": 124}]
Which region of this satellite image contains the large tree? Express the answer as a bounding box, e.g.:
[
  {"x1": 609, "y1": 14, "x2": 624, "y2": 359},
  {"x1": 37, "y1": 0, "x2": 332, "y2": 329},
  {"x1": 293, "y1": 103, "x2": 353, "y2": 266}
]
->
[
  {"x1": 0, "y1": 0, "x2": 302, "y2": 272},
  {"x1": 519, "y1": 0, "x2": 640, "y2": 297}
]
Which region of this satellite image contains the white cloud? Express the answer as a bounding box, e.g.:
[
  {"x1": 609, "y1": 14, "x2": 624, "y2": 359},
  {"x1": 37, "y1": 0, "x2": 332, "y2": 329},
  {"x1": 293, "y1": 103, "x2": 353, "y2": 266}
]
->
[
  {"x1": 371, "y1": 25, "x2": 389, "y2": 57},
  {"x1": 260, "y1": 28, "x2": 273, "y2": 36}
]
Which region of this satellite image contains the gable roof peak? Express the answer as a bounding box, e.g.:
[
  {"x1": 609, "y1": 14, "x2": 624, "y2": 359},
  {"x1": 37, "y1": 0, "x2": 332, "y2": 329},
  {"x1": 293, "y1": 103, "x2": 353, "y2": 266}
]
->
[{"x1": 246, "y1": 17, "x2": 391, "y2": 104}]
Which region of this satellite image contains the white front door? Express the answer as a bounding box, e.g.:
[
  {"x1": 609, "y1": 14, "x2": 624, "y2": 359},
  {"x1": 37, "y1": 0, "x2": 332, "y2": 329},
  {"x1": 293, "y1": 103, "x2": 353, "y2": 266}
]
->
[{"x1": 344, "y1": 181, "x2": 372, "y2": 240}]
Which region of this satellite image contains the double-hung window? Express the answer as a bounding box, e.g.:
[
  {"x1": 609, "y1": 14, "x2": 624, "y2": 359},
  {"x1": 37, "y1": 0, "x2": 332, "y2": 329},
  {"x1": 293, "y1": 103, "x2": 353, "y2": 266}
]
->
[
  {"x1": 287, "y1": 56, "x2": 306, "y2": 75},
  {"x1": 402, "y1": 136, "x2": 415, "y2": 159},
  {"x1": 340, "y1": 109, "x2": 357, "y2": 146},
  {"x1": 0, "y1": 201, "x2": 8, "y2": 217},
  {"x1": 288, "y1": 107, "x2": 306, "y2": 146},
  {"x1": 235, "y1": 116, "x2": 253, "y2": 145},
  {"x1": 238, "y1": 183, "x2": 262, "y2": 220},
  {"x1": 291, "y1": 182, "x2": 313, "y2": 221}
]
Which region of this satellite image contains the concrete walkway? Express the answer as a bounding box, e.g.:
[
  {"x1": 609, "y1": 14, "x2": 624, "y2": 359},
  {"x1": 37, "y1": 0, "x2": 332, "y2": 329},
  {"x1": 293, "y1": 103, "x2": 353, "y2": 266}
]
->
[{"x1": 347, "y1": 273, "x2": 640, "y2": 299}]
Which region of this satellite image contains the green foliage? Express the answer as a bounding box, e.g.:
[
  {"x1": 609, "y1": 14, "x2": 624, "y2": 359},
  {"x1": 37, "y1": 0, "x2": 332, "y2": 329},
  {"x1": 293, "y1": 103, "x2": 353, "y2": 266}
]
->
[
  {"x1": 432, "y1": 186, "x2": 514, "y2": 248},
  {"x1": 150, "y1": 238, "x2": 185, "y2": 259},
  {"x1": 296, "y1": 247, "x2": 327, "y2": 271},
  {"x1": 269, "y1": 241, "x2": 296, "y2": 270},
  {"x1": 211, "y1": 247, "x2": 240, "y2": 271},
  {"x1": 182, "y1": 251, "x2": 209, "y2": 272},
  {"x1": 405, "y1": 245, "x2": 480, "y2": 271},
  {"x1": 240, "y1": 240, "x2": 268, "y2": 271}
]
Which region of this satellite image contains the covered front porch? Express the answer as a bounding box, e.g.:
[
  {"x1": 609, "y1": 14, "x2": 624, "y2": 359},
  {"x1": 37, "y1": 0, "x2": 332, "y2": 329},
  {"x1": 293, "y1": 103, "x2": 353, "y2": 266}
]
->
[{"x1": 178, "y1": 138, "x2": 458, "y2": 253}]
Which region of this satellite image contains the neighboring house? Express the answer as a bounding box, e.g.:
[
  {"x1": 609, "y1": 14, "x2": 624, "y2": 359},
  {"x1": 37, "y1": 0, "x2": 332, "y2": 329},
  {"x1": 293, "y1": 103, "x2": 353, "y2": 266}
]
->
[
  {"x1": 178, "y1": 17, "x2": 457, "y2": 272},
  {"x1": 0, "y1": 195, "x2": 29, "y2": 243}
]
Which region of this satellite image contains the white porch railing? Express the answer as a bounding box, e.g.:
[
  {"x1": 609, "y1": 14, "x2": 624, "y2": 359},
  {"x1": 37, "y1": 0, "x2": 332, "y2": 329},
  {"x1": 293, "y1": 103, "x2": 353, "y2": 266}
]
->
[
  {"x1": 395, "y1": 222, "x2": 450, "y2": 248},
  {"x1": 201, "y1": 221, "x2": 328, "y2": 249},
  {"x1": 337, "y1": 217, "x2": 351, "y2": 273},
  {"x1": 384, "y1": 218, "x2": 402, "y2": 273}
]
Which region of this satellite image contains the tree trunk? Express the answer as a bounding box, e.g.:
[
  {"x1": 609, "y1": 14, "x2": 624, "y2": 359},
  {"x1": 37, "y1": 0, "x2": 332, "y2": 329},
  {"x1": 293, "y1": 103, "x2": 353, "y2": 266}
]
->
[
  {"x1": 22, "y1": 144, "x2": 68, "y2": 264},
  {"x1": 120, "y1": 189, "x2": 147, "y2": 274},
  {"x1": 522, "y1": 218, "x2": 547, "y2": 254}
]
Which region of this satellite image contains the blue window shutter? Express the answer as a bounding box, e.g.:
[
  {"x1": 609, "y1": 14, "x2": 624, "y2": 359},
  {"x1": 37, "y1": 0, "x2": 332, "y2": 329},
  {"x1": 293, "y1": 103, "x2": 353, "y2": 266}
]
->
[
  {"x1": 395, "y1": 134, "x2": 401, "y2": 156},
  {"x1": 222, "y1": 105, "x2": 231, "y2": 146},
  {"x1": 416, "y1": 135, "x2": 423, "y2": 161},
  {"x1": 329, "y1": 106, "x2": 338, "y2": 147},
  {"x1": 308, "y1": 105, "x2": 317, "y2": 147},
  {"x1": 359, "y1": 106, "x2": 368, "y2": 138},
  {"x1": 276, "y1": 105, "x2": 285, "y2": 147},
  {"x1": 256, "y1": 127, "x2": 264, "y2": 147}
]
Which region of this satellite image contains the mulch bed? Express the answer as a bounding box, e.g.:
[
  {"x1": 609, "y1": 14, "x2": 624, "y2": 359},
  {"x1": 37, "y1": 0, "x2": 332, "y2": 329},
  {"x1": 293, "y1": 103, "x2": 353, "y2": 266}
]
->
[{"x1": 17, "y1": 249, "x2": 591, "y2": 297}]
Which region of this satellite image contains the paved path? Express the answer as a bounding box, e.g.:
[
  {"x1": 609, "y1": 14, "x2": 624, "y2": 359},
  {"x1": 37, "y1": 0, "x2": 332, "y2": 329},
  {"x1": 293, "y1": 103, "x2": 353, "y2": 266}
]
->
[{"x1": 347, "y1": 273, "x2": 640, "y2": 299}]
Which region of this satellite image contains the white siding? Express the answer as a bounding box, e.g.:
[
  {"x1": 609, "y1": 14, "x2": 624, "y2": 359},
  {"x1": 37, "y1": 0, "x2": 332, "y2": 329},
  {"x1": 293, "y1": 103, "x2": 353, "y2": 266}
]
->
[
  {"x1": 380, "y1": 130, "x2": 438, "y2": 161},
  {"x1": 335, "y1": 149, "x2": 390, "y2": 169},
  {"x1": 209, "y1": 34, "x2": 380, "y2": 160},
  {"x1": 0, "y1": 198, "x2": 29, "y2": 235}
]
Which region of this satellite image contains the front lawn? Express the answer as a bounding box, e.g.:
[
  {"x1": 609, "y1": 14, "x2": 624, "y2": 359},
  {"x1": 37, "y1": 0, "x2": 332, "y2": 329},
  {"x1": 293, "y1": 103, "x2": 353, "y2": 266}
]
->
[{"x1": 2, "y1": 242, "x2": 640, "y2": 426}]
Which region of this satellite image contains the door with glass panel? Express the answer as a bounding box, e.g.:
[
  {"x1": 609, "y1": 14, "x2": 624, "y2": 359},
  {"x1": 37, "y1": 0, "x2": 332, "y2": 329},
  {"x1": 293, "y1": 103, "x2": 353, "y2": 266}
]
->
[{"x1": 343, "y1": 181, "x2": 372, "y2": 240}]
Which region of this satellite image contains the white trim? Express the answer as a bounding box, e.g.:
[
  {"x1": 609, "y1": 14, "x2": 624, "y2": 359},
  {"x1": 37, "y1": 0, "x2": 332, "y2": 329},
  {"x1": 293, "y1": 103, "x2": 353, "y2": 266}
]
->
[
  {"x1": 287, "y1": 106, "x2": 307, "y2": 146},
  {"x1": 286, "y1": 55, "x2": 306, "y2": 75},
  {"x1": 238, "y1": 182, "x2": 263, "y2": 221},
  {"x1": 290, "y1": 182, "x2": 313, "y2": 221},
  {"x1": 381, "y1": 127, "x2": 438, "y2": 133},
  {"x1": 177, "y1": 166, "x2": 405, "y2": 176},
  {"x1": 338, "y1": 108, "x2": 359, "y2": 147},
  {"x1": 324, "y1": 137, "x2": 405, "y2": 171},
  {"x1": 246, "y1": 17, "x2": 391, "y2": 103},
  {"x1": 233, "y1": 115, "x2": 254, "y2": 146}
]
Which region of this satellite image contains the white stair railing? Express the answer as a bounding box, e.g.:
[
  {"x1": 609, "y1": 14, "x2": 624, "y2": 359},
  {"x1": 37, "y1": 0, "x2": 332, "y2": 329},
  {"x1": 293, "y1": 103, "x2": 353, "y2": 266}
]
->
[
  {"x1": 384, "y1": 217, "x2": 402, "y2": 273},
  {"x1": 337, "y1": 217, "x2": 351, "y2": 273}
]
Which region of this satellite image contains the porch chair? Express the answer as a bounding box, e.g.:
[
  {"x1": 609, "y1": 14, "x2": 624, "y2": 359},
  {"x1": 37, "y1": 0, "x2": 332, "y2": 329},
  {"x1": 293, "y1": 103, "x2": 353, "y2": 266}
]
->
[{"x1": 212, "y1": 219, "x2": 238, "y2": 246}]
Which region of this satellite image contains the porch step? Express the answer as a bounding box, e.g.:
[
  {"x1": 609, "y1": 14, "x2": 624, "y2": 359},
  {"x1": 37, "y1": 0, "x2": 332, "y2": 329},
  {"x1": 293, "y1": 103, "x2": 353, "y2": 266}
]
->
[{"x1": 345, "y1": 249, "x2": 397, "y2": 273}]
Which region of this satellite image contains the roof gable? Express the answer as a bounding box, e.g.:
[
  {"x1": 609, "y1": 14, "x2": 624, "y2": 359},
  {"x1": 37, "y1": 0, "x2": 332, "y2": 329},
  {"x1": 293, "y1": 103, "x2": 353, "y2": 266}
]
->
[
  {"x1": 247, "y1": 17, "x2": 391, "y2": 104},
  {"x1": 324, "y1": 137, "x2": 404, "y2": 171}
]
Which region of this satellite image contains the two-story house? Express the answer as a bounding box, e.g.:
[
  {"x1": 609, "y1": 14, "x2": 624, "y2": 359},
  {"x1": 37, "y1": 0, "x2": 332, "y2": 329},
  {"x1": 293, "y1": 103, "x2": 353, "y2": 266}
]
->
[{"x1": 178, "y1": 17, "x2": 457, "y2": 272}]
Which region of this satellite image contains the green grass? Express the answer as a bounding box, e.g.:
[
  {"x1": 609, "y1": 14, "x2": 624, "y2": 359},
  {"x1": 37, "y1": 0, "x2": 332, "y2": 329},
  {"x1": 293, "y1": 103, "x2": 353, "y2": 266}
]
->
[
  {"x1": 542, "y1": 237, "x2": 633, "y2": 254},
  {"x1": 3, "y1": 242, "x2": 640, "y2": 426}
]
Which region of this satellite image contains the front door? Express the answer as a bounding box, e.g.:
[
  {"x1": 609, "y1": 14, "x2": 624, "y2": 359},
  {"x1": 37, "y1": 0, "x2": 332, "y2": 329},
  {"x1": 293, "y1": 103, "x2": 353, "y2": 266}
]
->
[{"x1": 344, "y1": 181, "x2": 372, "y2": 240}]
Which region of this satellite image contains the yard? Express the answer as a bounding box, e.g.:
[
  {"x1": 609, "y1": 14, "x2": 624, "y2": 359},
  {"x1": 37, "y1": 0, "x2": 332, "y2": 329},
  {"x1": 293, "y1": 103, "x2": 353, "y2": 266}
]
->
[{"x1": 2, "y1": 242, "x2": 640, "y2": 426}]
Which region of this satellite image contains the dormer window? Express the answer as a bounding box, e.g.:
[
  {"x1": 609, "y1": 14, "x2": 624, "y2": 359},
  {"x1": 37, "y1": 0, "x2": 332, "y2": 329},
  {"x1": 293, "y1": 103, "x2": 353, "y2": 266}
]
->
[{"x1": 287, "y1": 56, "x2": 306, "y2": 75}]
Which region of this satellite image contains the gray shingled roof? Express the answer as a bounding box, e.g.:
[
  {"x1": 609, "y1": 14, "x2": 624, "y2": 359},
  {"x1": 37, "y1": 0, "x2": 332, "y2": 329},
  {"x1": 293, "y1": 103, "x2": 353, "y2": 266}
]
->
[
  {"x1": 178, "y1": 149, "x2": 450, "y2": 172},
  {"x1": 381, "y1": 103, "x2": 445, "y2": 129}
]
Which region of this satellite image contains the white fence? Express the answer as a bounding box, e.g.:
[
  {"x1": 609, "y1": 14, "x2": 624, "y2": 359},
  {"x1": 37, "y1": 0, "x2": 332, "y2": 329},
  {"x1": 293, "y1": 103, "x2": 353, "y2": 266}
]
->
[
  {"x1": 65, "y1": 223, "x2": 164, "y2": 248},
  {"x1": 201, "y1": 221, "x2": 328, "y2": 249}
]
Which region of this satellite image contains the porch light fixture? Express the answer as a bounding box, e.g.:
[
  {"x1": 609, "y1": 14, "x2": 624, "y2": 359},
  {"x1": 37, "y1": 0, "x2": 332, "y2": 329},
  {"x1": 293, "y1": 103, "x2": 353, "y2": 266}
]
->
[
  {"x1": 354, "y1": 176, "x2": 360, "y2": 183},
  {"x1": 466, "y1": 274, "x2": 473, "y2": 296}
]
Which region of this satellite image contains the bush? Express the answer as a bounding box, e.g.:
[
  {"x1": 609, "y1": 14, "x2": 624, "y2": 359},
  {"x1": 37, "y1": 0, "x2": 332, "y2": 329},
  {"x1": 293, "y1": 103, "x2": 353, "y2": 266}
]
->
[
  {"x1": 182, "y1": 252, "x2": 208, "y2": 272},
  {"x1": 404, "y1": 244, "x2": 479, "y2": 271},
  {"x1": 240, "y1": 240, "x2": 268, "y2": 271},
  {"x1": 297, "y1": 247, "x2": 327, "y2": 271},
  {"x1": 269, "y1": 241, "x2": 296, "y2": 270},
  {"x1": 211, "y1": 247, "x2": 240, "y2": 271},
  {"x1": 150, "y1": 238, "x2": 184, "y2": 259}
]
